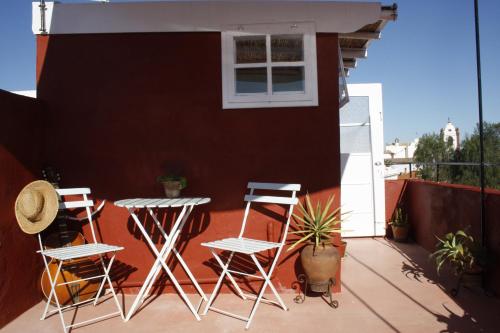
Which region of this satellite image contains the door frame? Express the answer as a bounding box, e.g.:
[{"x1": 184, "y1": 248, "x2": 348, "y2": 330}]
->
[{"x1": 340, "y1": 83, "x2": 385, "y2": 237}]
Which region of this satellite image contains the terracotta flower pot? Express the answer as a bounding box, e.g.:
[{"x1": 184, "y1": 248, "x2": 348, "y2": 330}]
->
[
  {"x1": 460, "y1": 271, "x2": 482, "y2": 289},
  {"x1": 300, "y1": 243, "x2": 340, "y2": 292},
  {"x1": 336, "y1": 240, "x2": 347, "y2": 258},
  {"x1": 162, "y1": 180, "x2": 182, "y2": 198},
  {"x1": 391, "y1": 225, "x2": 409, "y2": 242}
]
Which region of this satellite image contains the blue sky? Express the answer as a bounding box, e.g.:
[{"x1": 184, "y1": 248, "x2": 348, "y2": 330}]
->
[
  {"x1": 1, "y1": 0, "x2": 498, "y2": 143},
  {"x1": 349, "y1": 0, "x2": 500, "y2": 143}
]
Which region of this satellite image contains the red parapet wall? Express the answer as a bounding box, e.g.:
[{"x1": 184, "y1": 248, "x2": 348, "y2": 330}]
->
[
  {"x1": 0, "y1": 90, "x2": 46, "y2": 328},
  {"x1": 385, "y1": 179, "x2": 407, "y2": 222},
  {"x1": 35, "y1": 32, "x2": 342, "y2": 294},
  {"x1": 386, "y1": 179, "x2": 500, "y2": 295}
]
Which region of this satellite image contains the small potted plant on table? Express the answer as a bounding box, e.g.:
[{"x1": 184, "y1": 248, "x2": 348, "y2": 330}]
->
[
  {"x1": 430, "y1": 229, "x2": 486, "y2": 296},
  {"x1": 157, "y1": 174, "x2": 187, "y2": 198},
  {"x1": 390, "y1": 206, "x2": 409, "y2": 242},
  {"x1": 288, "y1": 194, "x2": 346, "y2": 293}
]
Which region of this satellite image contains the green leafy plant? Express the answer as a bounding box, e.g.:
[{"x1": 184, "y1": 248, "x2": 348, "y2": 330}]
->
[
  {"x1": 430, "y1": 230, "x2": 481, "y2": 276},
  {"x1": 156, "y1": 175, "x2": 187, "y2": 189},
  {"x1": 287, "y1": 194, "x2": 345, "y2": 251},
  {"x1": 389, "y1": 206, "x2": 409, "y2": 227}
]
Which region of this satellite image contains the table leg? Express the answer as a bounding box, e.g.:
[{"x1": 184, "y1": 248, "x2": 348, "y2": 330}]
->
[
  {"x1": 143, "y1": 206, "x2": 207, "y2": 302},
  {"x1": 171, "y1": 248, "x2": 208, "y2": 302},
  {"x1": 125, "y1": 209, "x2": 176, "y2": 321},
  {"x1": 142, "y1": 206, "x2": 191, "y2": 300},
  {"x1": 126, "y1": 206, "x2": 203, "y2": 321}
]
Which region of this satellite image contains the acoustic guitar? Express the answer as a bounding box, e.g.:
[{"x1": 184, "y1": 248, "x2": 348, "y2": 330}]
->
[{"x1": 40, "y1": 167, "x2": 100, "y2": 306}]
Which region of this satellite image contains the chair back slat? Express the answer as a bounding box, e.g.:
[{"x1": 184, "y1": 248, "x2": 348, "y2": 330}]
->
[
  {"x1": 56, "y1": 188, "x2": 91, "y2": 195},
  {"x1": 51, "y1": 187, "x2": 100, "y2": 244},
  {"x1": 244, "y1": 195, "x2": 298, "y2": 205},
  {"x1": 59, "y1": 200, "x2": 94, "y2": 209},
  {"x1": 238, "y1": 182, "x2": 301, "y2": 242},
  {"x1": 247, "y1": 182, "x2": 301, "y2": 191}
]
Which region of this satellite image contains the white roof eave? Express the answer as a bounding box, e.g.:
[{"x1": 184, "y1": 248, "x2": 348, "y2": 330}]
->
[{"x1": 33, "y1": 1, "x2": 384, "y2": 35}]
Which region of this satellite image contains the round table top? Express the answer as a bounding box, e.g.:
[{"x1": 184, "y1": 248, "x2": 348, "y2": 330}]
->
[{"x1": 114, "y1": 197, "x2": 211, "y2": 208}]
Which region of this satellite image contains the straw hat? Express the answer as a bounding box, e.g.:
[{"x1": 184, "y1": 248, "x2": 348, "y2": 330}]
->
[{"x1": 15, "y1": 180, "x2": 59, "y2": 234}]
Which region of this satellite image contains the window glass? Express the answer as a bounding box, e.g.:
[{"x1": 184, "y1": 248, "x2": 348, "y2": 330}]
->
[
  {"x1": 340, "y1": 97, "x2": 370, "y2": 124},
  {"x1": 222, "y1": 23, "x2": 317, "y2": 109},
  {"x1": 235, "y1": 36, "x2": 266, "y2": 64},
  {"x1": 272, "y1": 67, "x2": 304, "y2": 92},
  {"x1": 340, "y1": 126, "x2": 372, "y2": 154},
  {"x1": 235, "y1": 68, "x2": 267, "y2": 94},
  {"x1": 271, "y1": 35, "x2": 303, "y2": 62}
]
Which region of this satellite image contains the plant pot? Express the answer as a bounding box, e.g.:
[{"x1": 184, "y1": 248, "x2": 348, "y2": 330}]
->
[
  {"x1": 391, "y1": 225, "x2": 409, "y2": 242},
  {"x1": 452, "y1": 268, "x2": 483, "y2": 296},
  {"x1": 300, "y1": 243, "x2": 340, "y2": 293},
  {"x1": 461, "y1": 265, "x2": 483, "y2": 288},
  {"x1": 335, "y1": 240, "x2": 347, "y2": 258},
  {"x1": 461, "y1": 271, "x2": 482, "y2": 289},
  {"x1": 162, "y1": 181, "x2": 182, "y2": 198}
]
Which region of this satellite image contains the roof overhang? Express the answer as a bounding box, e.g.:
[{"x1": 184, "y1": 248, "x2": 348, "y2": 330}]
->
[
  {"x1": 340, "y1": 4, "x2": 397, "y2": 76},
  {"x1": 33, "y1": 1, "x2": 397, "y2": 74}
]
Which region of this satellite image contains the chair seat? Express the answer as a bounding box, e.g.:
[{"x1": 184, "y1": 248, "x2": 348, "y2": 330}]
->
[
  {"x1": 40, "y1": 243, "x2": 124, "y2": 261},
  {"x1": 201, "y1": 237, "x2": 280, "y2": 255}
]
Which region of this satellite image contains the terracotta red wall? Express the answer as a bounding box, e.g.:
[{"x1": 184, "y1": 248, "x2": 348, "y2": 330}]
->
[
  {"x1": 385, "y1": 179, "x2": 500, "y2": 295},
  {"x1": 0, "y1": 90, "x2": 46, "y2": 328},
  {"x1": 385, "y1": 179, "x2": 406, "y2": 222},
  {"x1": 36, "y1": 32, "x2": 342, "y2": 293}
]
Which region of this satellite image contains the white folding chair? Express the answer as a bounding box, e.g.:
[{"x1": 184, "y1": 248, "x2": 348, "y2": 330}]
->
[
  {"x1": 201, "y1": 182, "x2": 300, "y2": 329},
  {"x1": 37, "y1": 188, "x2": 124, "y2": 333}
]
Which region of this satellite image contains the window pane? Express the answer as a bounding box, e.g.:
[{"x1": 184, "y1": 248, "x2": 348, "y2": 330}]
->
[
  {"x1": 340, "y1": 97, "x2": 370, "y2": 124},
  {"x1": 271, "y1": 35, "x2": 303, "y2": 62},
  {"x1": 235, "y1": 36, "x2": 266, "y2": 64},
  {"x1": 235, "y1": 68, "x2": 267, "y2": 94},
  {"x1": 340, "y1": 125, "x2": 372, "y2": 154},
  {"x1": 272, "y1": 67, "x2": 304, "y2": 92}
]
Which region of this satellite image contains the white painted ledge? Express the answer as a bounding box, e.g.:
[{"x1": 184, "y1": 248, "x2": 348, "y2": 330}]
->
[{"x1": 33, "y1": 1, "x2": 384, "y2": 35}]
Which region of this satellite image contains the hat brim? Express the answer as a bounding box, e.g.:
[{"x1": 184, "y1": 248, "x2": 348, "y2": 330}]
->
[{"x1": 15, "y1": 180, "x2": 59, "y2": 235}]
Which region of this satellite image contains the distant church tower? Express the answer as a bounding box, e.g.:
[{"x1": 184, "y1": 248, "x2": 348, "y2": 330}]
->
[{"x1": 441, "y1": 118, "x2": 460, "y2": 150}]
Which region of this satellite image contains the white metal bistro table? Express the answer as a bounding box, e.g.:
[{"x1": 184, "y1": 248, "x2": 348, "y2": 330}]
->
[{"x1": 114, "y1": 197, "x2": 210, "y2": 321}]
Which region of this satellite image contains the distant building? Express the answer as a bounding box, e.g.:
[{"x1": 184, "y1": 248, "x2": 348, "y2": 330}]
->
[
  {"x1": 384, "y1": 119, "x2": 460, "y2": 179},
  {"x1": 441, "y1": 119, "x2": 460, "y2": 150},
  {"x1": 384, "y1": 162, "x2": 413, "y2": 179},
  {"x1": 384, "y1": 137, "x2": 419, "y2": 160},
  {"x1": 383, "y1": 138, "x2": 419, "y2": 179}
]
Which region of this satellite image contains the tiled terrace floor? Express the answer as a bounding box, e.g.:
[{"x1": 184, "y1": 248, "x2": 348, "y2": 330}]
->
[{"x1": 3, "y1": 238, "x2": 499, "y2": 333}]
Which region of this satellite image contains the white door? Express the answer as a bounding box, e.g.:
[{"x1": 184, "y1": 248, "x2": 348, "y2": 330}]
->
[{"x1": 340, "y1": 84, "x2": 385, "y2": 237}]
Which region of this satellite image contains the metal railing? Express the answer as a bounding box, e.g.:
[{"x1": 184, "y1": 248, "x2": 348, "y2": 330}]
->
[{"x1": 385, "y1": 161, "x2": 500, "y2": 189}]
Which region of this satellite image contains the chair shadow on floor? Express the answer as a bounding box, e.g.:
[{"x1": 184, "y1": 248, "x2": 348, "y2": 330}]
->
[{"x1": 110, "y1": 259, "x2": 138, "y2": 313}]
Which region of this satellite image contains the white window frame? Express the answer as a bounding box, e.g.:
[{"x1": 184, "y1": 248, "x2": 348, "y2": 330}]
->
[{"x1": 222, "y1": 22, "x2": 318, "y2": 109}]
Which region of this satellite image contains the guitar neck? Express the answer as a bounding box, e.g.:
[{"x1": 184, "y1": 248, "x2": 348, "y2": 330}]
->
[
  {"x1": 56, "y1": 217, "x2": 73, "y2": 247},
  {"x1": 42, "y1": 166, "x2": 72, "y2": 246}
]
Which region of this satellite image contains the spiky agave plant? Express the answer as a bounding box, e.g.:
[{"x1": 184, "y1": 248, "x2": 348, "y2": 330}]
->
[
  {"x1": 430, "y1": 230, "x2": 478, "y2": 276},
  {"x1": 390, "y1": 206, "x2": 409, "y2": 227},
  {"x1": 287, "y1": 193, "x2": 344, "y2": 251}
]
